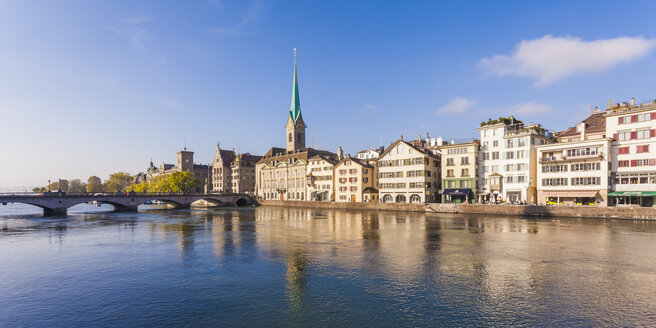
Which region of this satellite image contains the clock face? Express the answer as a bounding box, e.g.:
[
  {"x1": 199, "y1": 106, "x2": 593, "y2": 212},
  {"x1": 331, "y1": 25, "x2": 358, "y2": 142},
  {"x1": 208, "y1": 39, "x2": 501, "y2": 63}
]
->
[{"x1": 185, "y1": 159, "x2": 189, "y2": 163}]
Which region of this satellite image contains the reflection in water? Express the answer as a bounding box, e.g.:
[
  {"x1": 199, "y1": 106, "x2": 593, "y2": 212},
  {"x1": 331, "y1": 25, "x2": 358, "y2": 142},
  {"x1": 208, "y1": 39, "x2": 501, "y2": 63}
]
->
[{"x1": 1, "y1": 206, "x2": 656, "y2": 327}]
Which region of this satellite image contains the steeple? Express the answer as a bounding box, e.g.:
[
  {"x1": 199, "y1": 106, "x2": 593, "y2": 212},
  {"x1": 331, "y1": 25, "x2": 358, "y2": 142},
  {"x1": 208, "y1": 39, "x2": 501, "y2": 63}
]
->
[
  {"x1": 286, "y1": 48, "x2": 306, "y2": 152},
  {"x1": 290, "y1": 48, "x2": 302, "y2": 124}
]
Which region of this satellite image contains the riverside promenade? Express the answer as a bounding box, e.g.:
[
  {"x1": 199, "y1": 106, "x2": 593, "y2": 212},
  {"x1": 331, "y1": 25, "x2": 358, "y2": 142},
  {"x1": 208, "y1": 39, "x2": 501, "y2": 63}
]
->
[{"x1": 260, "y1": 200, "x2": 656, "y2": 220}]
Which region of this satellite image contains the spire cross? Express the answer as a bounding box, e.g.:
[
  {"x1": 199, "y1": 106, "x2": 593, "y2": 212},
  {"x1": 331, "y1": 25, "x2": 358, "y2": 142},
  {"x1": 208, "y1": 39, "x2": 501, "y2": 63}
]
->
[{"x1": 293, "y1": 48, "x2": 296, "y2": 56}]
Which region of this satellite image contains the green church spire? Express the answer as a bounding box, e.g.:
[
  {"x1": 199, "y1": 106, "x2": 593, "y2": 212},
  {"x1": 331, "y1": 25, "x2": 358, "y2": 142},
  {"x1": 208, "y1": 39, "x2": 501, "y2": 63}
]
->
[{"x1": 290, "y1": 48, "x2": 302, "y2": 123}]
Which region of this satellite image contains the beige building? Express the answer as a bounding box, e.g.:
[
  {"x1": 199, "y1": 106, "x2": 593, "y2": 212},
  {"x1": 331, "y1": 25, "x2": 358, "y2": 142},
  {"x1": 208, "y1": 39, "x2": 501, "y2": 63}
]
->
[
  {"x1": 377, "y1": 138, "x2": 441, "y2": 203},
  {"x1": 536, "y1": 111, "x2": 611, "y2": 206},
  {"x1": 439, "y1": 141, "x2": 479, "y2": 203},
  {"x1": 146, "y1": 149, "x2": 212, "y2": 193},
  {"x1": 306, "y1": 154, "x2": 338, "y2": 201},
  {"x1": 334, "y1": 157, "x2": 375, "y2": 202},
  {"x1": 255, "y1": 51, "x2": 337, "y2": 201},
  {"x1": 230, "y1": 153, "x2": 263, "y2": 193},
  {"x1": 211, "y1": 145, "x2": 236, "y2": 192}
]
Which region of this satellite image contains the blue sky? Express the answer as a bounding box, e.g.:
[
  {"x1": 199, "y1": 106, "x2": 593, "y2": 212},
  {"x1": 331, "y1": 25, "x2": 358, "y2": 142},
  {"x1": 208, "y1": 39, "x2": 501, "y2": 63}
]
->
[{"x1": 2, "y1": 0, "x2": 656, "y2": 188}]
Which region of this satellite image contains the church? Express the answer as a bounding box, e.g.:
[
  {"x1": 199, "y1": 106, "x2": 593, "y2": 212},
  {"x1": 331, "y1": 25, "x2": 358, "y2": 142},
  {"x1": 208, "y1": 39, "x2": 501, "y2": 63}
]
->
[{"x1": 255, "y1": 51, "x2": 337, "y2": 200}]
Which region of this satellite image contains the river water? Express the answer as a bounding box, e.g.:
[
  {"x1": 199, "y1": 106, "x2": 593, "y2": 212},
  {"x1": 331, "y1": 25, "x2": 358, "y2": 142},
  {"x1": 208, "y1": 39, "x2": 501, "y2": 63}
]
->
[{"x1": 1, "y1": 203, "x2": 655, "y2": 327}]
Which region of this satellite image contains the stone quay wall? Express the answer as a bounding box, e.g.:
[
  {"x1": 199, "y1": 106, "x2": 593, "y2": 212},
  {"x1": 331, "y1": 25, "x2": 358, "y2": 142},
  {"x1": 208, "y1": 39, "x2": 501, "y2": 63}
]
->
[
  {"x1": 428, "y1": 203, "x2": 656, "y2": 220},
  {"x1": 259, "y1": 200, "x2": 426, "y2": 212},
  {"x1": 259, "y1": 200, "x2": 656, "y2": 220}
]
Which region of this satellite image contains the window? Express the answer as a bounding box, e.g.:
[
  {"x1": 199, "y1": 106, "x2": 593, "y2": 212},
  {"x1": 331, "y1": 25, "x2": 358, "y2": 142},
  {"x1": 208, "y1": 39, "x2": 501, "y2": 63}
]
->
[
  {"x1": 618, "y1": 147, "x2": 630, "y2": 155},
  {"x1": 566, "y1": 147, "x2": 599, "y2": 158},
  {"x1": 492, "y1": 152, "x2": 499, "y2": 160},
  {"x1": 637, "y1": 129, "x2": 651, "y2": 140},
  {"x1": 517, "y1": 175, "x2": 526, "y2": 183},
  {"x1": 462, "y1": 168, "x2": 469, "y2": 176},
  {"x1": 459, "y1": 180, "x2": 468, "y2": 188},
  {"x1": 447, "y1": 169, "x2": 454, "y2": 177},
  {"x1": 505, "y1": 151, "x2": 514, "y2": 159},
  {"x1": 516, "y1": 150, "x2": 526, "y2": 159},
  {"x1": 491, "y1": 165, "x2": 498, "y2": 172},
  {"x1": 637, "y1": 145, "x2": 650, "y2": 153},
  {"x1": 493, "y1": 140, "x2": 498, "y2": 147},
  {"x1": 542, "y1": 164, "x2": 567, "y2": 173},
  {"x1": 617, "y1": 131, "x2": 631, "y2": 141},
  {"x1": 446, "y1": 158, "x2": 454, "y2": 165},
  {"x1": 461, "y1": 157, "x2": 469, "y2": 165},
  {"x1": 571, "y1": 163, "x2": 600, "y2": 171},
  {"x1": 618, "y1": 160, "x2": 630, "y2": 167},
  {"x1": 571, "y1": 177, "x2": 600, "y2": 186},
  {"x1": 484, "y1": 152, "x2": 490, "y2": 160},
  {"x1": 542, "y1": 178, "x2": 567, "y2": 186}
]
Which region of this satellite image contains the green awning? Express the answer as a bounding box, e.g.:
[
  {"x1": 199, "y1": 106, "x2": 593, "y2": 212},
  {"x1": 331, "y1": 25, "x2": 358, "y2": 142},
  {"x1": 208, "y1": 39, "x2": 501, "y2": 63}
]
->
[{"x1": 609, "y1": 191, "x2": 656, "y2": 196}]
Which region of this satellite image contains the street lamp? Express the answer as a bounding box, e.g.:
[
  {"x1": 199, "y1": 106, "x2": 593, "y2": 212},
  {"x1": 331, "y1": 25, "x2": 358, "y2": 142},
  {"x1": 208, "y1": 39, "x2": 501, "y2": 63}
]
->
[{"x1": 48, "y1": 180, "x2": 51, "y2": 192}]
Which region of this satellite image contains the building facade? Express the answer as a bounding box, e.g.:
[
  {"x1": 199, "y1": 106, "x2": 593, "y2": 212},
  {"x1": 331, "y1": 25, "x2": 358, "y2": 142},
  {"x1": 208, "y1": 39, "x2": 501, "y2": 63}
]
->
[
  {"x1": 377, "y1": 138, "x2": 441, "y2": 203},
  {"x1": 536, "y1": 112, "x2": 611, "y2": 205},
  {"x1": 439, "y1": 141, "x2": 479, "y2": 203},
  {"x1": 306, "y1": 154, "x2": 337, "y2": 201},
  {"x1": 230, "y1": 153, "x2": 262, "y2": 193},
  {"x1": 334, "y1": 157, "x2": 375, "y2": 202},
  {"x1": 606, "y1": 99, "x2": 656, "y2": 206},
  {"x1": 211, "y1": 145, "x2": 236, "y2": 192},
  {"x1": 478, "y1": 117, "x2": 552, "y2": 204}
]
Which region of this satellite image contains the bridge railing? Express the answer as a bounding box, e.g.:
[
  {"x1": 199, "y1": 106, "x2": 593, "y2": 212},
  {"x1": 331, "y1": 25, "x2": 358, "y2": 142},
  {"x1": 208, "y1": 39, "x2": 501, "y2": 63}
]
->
[{"x1": 0, "y1": 191, "x2": 251, "y2": 198}]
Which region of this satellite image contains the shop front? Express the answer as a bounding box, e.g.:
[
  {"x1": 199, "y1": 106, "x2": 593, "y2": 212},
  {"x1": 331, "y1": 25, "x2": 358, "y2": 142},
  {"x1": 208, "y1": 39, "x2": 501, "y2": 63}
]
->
[
  {"x1": 443, "y1": 188, "x2": 472, "y2": 204},
  {"x1": 609, "y1": 191, "x2": 656, "y2": 207},
  {"x1": 543, "y1": 190, "x2": 600, "y2": 206}
]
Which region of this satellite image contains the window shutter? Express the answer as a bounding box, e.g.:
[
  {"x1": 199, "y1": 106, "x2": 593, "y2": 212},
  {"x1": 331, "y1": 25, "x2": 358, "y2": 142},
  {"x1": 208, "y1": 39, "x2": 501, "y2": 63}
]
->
[
  {"x1": 651, "y1": 129, "x2": 656, "y2": 138},
  {"x1": 631, "y1": 160, "x2": 638, "y2": 167},
  {"x1": 631, "y1": 131, "x2": 637, "y2": 140},
  {"x1": 652, "y1": 112, "x2": 656, "y2": 120},
  {"x1": 651, "y1": 159, "x2": 656, "y2": 166},
  {"x1": 613, "y1": 133, "x2": 618, "y2": 140},
  {"x1": 618, "y1": 117, "x2": 624, "y2": 124},
  {"x1": 632, "y1": 115, "x2": 638, "y2": 123}
]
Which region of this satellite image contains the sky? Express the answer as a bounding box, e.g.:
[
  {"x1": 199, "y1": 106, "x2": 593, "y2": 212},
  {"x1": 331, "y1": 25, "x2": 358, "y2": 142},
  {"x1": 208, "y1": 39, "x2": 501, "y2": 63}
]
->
[{"x1": 1, "y1": 0, "x2": 656, "y2": 188}]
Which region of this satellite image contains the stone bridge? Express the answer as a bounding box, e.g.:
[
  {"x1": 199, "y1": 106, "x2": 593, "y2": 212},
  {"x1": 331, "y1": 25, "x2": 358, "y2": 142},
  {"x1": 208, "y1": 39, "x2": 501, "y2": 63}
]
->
[{"x1": 0, "y1": 193, "x2": 258, "y2": 216}]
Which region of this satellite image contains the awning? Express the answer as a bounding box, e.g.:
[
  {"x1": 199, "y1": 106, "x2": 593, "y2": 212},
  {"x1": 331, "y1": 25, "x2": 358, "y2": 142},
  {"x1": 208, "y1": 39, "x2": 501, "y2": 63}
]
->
[
  {"x1": 609, "y1": 191, "x2": 656, "y2": 196},
  {"x1": 543, "y1": 190, "x2": 599, "y2": 198},
  {"x1": 443, "y1": 188, "x2": 472, "y2": 196}
]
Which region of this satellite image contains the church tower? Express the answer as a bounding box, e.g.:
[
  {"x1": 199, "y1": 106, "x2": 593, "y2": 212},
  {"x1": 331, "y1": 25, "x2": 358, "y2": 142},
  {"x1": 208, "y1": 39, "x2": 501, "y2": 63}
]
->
[{"x1": 286, "y1": 48, "x2": 306, "y2": 152}]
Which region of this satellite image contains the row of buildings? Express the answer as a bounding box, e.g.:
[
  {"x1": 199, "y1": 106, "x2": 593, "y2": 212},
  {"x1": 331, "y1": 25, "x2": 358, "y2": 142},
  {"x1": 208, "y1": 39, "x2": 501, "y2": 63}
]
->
[{"x1": 145, "y1": 51, "x2": 656, "y2": 207}]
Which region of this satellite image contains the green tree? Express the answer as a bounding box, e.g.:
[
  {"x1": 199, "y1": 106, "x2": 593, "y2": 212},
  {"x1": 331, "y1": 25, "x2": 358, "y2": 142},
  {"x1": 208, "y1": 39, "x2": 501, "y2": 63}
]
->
[
  {"x1": 104, "y1": 172, "x2": 134, "y2": 192},
  {"x1": 48, "y1": 180, "x2": 69, "y2": 192},
  {"x1": 168, "y1": 171, "x2": 198, "y2": 193},
  {"x1": 86, "y1": 176, "x2": 104, "y2": 193},
  {"x1": 68, "y1": 179, "x2": 87, "y2": 193}
]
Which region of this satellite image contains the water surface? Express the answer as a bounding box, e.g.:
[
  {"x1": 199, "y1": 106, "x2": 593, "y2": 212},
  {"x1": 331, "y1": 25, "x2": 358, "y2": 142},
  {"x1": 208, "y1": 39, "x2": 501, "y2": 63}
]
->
[{"x1": 1, "y1": 204, "x2": 655, "y2": 327}]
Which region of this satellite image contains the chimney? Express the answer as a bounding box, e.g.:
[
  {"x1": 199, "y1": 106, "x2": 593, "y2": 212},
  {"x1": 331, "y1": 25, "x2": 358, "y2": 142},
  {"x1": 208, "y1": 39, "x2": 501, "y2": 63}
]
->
[
  {"x1": 400, "y1": 134, "x2": 403, "y2": 141},
  {"x1": 418, "y1": 134, "x2": 422, "y2": 142},
  {"x1": 631, "y1": 97, "x2": 635, "y2": 107},
  {"x1": 436, "y1": 136, "x2": 443, "y2": 146}
]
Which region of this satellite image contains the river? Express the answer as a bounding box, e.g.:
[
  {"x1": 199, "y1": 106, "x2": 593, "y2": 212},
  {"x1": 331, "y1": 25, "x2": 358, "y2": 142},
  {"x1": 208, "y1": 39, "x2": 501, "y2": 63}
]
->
[{"x1": 1, "y1": 203, "x2": 655, "y2": 327}]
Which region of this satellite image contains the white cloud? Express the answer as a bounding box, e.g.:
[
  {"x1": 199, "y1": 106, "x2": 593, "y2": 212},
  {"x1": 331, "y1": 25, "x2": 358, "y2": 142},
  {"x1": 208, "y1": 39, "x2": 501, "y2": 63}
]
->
[
  {"x1": 106, "y1": 15, "x2": 152, "y2": 52},
  {"x1": 480, "y1": 35, "x2": 656, "y2": 86},
  {"x1": 436, "y1": 97, "x2": 477, "y2": 115},
  {"x1": 508, "y1": 101, "x2": 552, "y2": 116},
  {"x1": 211, "y1": 1, "x2": 262, "y2": 36},
  {"x1": 361, "y1": 104, "x2": 377, "y2": 112}
]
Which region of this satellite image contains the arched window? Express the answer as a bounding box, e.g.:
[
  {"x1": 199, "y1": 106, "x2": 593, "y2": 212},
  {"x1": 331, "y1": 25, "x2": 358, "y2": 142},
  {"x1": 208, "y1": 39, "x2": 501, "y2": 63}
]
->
[
  {"x1": 289, "y1": 133, "x2": 292, "y2": 142},
  {"x1": 410, "y1": 194, "x2": 421, "y2": 203},
  {"x1": 396, "y1": 194, "x2": 406, "y2": 203},
  {"x1": 382, "y1": 194, "x2": 393, "y2": 203}
]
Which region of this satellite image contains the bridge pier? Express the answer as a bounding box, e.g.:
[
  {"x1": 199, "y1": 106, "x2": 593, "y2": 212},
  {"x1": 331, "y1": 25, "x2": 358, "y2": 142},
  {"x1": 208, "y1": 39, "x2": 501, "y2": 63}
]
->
[{"x1": 44, "y1": 207, "x2": 68, "y2": 216}]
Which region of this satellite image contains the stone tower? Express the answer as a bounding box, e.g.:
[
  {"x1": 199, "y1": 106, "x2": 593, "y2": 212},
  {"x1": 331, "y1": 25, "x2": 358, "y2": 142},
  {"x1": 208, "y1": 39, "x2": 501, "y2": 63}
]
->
[
  {"x1": 286, "y1": 48, "x2": 306, "y2": 152},
  {"x1": 177, "y1": 149, "x2": 194, "y2": 172}
]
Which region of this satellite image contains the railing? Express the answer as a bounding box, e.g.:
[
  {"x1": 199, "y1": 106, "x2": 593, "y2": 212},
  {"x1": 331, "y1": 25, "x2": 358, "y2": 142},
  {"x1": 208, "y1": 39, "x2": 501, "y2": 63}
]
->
[{"x1": 0, "y1": 191, "x2": 244, "y2": 197}]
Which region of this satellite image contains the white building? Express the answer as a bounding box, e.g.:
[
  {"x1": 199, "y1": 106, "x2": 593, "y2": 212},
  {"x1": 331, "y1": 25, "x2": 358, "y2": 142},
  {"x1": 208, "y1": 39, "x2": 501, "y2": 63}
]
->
[
  {"x1": 355, "y1": 147, "x2": 383, "y2": 160},
  {"x1": 377, "y1": 138, "x2": 441, "y2": 203},
  {"x1": 306, "y1": 154, "x2": 338, "y2": 201},
  {"x1": 606, "y1": 99, "x2": 656, "y2": 206},
  {"x1": 536, "y1": 111, "x2": 611, "y2": 205},
  {"x1": 478, "y1": 117, "x2": 552, "y2": 203}
]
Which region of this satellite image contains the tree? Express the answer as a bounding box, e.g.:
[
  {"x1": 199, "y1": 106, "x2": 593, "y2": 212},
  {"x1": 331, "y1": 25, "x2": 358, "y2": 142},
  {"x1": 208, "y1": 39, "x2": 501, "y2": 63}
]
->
[
  {"x1": 128, "y1": 172, "x2": 198, "y2": 193},
  {"x1": 104, "y1": 172, "x2": 134, "y2": 193},
  {"x1": 68, "y1": 179, "x2": 87, "y2": 193},
  {"x1": 47, "y1": 180, "x2": 69, "y2": 192},
  {"x1": 87, "y1": 176, "x2": 104, "y2": 193},
  {"x1": 168, "y1": 171, "x2": 198, "y2": 193}
]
